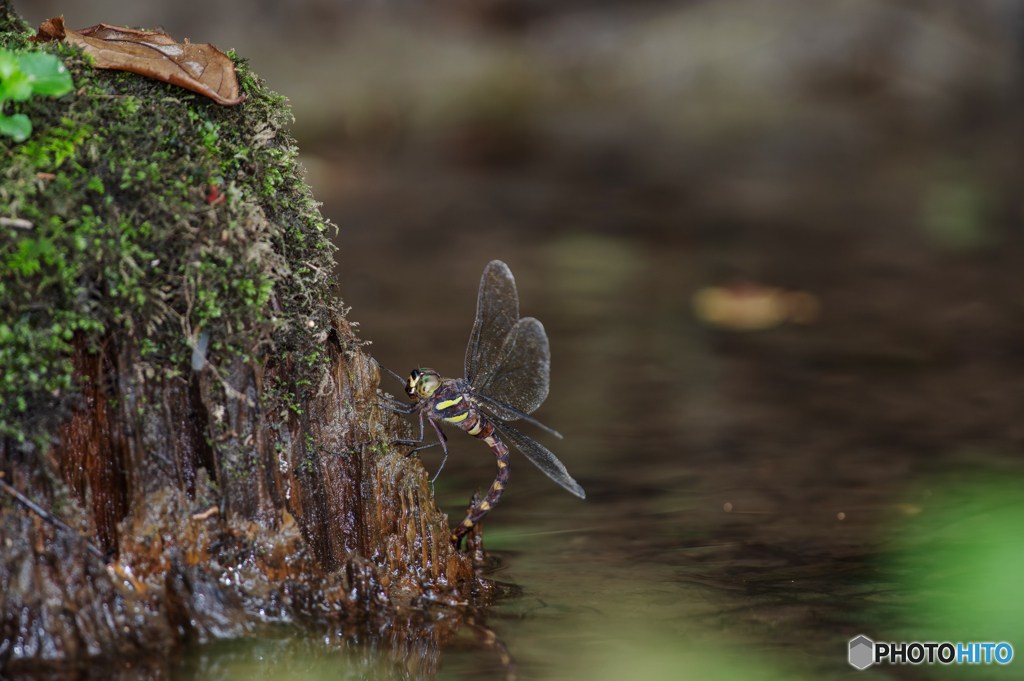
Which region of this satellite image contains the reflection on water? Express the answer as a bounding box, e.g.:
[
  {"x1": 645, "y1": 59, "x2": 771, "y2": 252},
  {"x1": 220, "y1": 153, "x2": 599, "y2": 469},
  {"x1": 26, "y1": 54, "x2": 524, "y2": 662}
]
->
[{"x1": 170, "y1": 606, "x2": 507, "y2": 681}]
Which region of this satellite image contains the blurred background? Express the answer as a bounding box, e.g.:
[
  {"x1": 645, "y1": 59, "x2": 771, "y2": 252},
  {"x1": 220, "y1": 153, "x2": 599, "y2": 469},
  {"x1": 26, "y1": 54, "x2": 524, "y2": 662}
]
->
[{"x1": 19, "y1": 0, "x2": 1024, "y2": 679}]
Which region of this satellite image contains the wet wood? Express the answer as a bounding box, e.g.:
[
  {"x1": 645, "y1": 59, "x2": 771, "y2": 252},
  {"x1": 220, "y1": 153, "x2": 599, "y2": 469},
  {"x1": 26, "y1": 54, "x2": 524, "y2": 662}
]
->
[{"x1": 0, "y1": 319, "x2": 483, "y2": 670}]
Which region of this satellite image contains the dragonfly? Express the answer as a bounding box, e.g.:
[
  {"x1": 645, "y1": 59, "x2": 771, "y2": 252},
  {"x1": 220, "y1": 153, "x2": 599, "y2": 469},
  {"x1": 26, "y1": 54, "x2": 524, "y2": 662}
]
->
[{"x1": 377, "y1": 260, "x2": 585, "y2": 547}]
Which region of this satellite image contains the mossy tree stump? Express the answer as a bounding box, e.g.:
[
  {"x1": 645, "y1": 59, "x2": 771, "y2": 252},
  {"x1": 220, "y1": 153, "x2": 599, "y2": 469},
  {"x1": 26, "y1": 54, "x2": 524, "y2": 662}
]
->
[{"x1": 0, "y1": 5, "x2": 481, "y2": 671}]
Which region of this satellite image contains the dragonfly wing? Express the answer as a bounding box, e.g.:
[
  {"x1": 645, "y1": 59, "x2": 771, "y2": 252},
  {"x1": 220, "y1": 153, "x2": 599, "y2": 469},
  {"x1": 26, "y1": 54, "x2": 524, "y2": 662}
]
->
[
  {"x1": 465, "y1": 260, "x2": 519, "y2": 386},
  {"x1": 475, "y1": 317, "x2": 550, "y2": 415},
  {"x1": 476, "y1": 393, "x2": 563, "y2": 439},
  {"x1": 491, "y1": 420, "x2": 585, "y2": 499}
]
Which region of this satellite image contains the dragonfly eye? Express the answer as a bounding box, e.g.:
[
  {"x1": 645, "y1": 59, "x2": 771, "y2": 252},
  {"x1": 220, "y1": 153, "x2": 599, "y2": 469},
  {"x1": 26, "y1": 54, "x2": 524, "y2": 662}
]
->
[
  {"x1": 406, "y1": 368, "x2": 440, "y2": 399},
  {"x1": 421, "y1": 370, "x2": 441, "y2": 398},
  {"x1": 405, "y1": 370, "x2": 420, "y2": 399}
]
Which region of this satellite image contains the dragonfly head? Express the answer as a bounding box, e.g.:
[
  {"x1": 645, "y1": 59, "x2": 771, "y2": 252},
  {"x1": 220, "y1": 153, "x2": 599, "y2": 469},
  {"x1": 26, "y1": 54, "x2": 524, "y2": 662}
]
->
[{"x1": 406, "y1": 368, "x2": 441, "y2": 400}]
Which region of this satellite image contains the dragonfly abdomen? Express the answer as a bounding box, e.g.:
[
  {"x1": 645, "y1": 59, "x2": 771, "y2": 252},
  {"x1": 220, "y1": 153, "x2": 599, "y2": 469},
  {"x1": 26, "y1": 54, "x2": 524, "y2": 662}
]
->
[{"x1": 451, "y1": 413, "x2": 510, "y2": 544}]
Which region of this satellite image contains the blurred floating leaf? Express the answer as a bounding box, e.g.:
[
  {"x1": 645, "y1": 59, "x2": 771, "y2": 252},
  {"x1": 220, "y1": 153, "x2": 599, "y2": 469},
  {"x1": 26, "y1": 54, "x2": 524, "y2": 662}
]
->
[
  {"x1": 693, "y1": 283, "x2": 819, "y2": 331},
  {"x1": 922, "y1": 177, "x2": 990, "y2": 251},
  {"x1": 31, "y1": 16, "x2": 244, "y2": 105},
  {"x1": 887, "y1": 476, "x2": 1024, "y2": 649}
]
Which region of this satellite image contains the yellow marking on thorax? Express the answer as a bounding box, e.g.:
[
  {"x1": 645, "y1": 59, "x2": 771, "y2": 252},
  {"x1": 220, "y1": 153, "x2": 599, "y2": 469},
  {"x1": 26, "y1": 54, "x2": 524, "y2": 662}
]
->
[
  {"x1": 468, "y1": 421, "x2": 482, "y2": 435},
  {"x1": 436, "y1": 395, "x2": 464, "y2": 410},
  {"x1": 444, "y1": 412, "x2": 469, "y2": 424}
]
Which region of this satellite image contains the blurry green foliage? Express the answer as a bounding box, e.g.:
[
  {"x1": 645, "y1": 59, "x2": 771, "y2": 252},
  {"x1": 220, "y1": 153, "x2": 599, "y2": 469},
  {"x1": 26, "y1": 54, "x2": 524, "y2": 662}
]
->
[
  {"x1": 922, "y1": 175, "x2": 990, "y2": 251},
  {"x1": 0, "y1": 48, "x2": 73, "y2": 142},
  {"x1": 886, "y1": 475, "x2": 1024, "y2": 667}
]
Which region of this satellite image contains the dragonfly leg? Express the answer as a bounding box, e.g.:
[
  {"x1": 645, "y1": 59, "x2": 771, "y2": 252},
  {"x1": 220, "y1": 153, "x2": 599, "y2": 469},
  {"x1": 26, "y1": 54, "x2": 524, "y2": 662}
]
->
[
  {"x1": 408, "y1": 422, "x2": 445, "y2": 456},
  {"x1": 380, "y1": 402, "x2": 415, "y2": 414},
  {"x1": 428, "y1": 419, "x2": 450, "y2": 490},
  {"x1": 370, "y1": 356, "x2": 408, "y2": 388},
  {"x1": 377, "y1": 392, "x2": 415, "y2": 413},
  {"x1": 389, "y1": 405, "x2": 425, "y2": 448},
  {"x1": 451, "y1": 433, "x2": 510, "y2": 547},
  {"x1": 391, "y1": 408, "x2": 427, "y2": 446}
]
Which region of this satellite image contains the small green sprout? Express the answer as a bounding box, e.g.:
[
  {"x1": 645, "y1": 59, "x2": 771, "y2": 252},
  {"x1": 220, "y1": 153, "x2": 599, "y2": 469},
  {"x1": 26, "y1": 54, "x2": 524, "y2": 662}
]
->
[{"x1": 0, "y1": 49, "x2": 74, "y2": 143}]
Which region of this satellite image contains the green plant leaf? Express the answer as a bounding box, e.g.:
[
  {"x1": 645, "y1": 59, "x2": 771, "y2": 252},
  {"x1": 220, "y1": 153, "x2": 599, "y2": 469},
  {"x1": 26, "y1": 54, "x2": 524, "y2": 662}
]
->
[
  {"x1": 0, "y1": 113, "x2": 32, "y2": 142},
  {"x1": 17, "y1": 53, "x2": 74, "y2": 97},
  {"x1": 0, "y1": 49, "x2": 17, "y2": 80},
  {"x1": 0, "y1": 70, "x2": 33, "y2": 101}
]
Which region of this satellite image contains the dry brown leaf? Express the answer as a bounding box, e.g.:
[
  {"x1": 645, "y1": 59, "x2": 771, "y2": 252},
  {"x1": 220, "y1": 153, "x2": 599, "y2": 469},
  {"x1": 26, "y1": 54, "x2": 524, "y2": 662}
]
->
[
  {"x1": 31, "y1": 16, "x2": 244, "y2": 106},
  {"x1": 692, "y1": 283, "x2": 820, "y2": 331},
  {"x1": 31, "y1": 16, "x2": 66, "y2": 42}
]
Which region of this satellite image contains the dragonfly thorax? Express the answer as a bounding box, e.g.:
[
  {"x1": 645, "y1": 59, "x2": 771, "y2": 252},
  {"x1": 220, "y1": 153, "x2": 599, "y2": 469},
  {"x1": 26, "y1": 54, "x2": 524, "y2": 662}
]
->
[{"x1": 406, "y1": 368, "x2": 442, "y2": 400}]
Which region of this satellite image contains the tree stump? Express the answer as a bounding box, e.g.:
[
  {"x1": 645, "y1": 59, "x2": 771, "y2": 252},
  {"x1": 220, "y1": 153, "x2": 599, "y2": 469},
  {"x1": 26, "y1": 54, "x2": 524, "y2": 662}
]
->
[{"x1": 0, "y1": 4, "x2": 484, "y2": 672}]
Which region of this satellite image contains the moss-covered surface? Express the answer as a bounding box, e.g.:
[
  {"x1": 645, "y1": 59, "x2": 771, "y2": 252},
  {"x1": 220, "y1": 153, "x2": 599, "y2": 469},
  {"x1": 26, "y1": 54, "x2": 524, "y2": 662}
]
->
[{"x1": 0, "y1": 14, "x2": 338, "y2": 445}]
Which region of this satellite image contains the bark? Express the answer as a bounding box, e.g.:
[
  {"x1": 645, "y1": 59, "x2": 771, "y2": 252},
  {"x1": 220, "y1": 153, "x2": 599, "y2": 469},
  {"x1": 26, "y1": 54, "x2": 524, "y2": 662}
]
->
[{"x1": 1, "y1": 320, "x2": 484, "y2": 671}]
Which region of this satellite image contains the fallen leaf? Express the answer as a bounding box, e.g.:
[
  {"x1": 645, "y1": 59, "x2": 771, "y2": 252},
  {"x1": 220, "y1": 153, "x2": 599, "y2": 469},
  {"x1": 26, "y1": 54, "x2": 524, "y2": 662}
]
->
[
  {"x1": 30, "y1": 16, "x2": 66, "y2": 43},
  {"x1": 692, "y1": 283, "x2": 820, "y2": 331},
  {"x1": 32, "y1": 16, "x2": 244, "y2": 105}
]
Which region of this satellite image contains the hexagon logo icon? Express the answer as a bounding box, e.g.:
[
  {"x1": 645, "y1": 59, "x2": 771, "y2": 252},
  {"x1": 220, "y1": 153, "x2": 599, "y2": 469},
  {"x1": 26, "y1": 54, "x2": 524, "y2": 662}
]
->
[{"x1": 849, "y1": 635, "x2": 874, "y2": 670}]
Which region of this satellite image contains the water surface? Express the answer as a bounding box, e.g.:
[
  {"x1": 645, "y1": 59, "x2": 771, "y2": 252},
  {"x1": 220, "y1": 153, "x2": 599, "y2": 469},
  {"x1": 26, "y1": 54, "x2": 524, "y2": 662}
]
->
[{"x1": 323, "y1": 168, "x2": 1024, "y2": 679}]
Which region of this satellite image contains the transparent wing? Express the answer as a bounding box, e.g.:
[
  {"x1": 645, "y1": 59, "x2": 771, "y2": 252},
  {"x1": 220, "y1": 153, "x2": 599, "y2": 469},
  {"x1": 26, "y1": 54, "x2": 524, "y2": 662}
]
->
[
  {"x1": 465, "y1": 260, "x2": 519, "y2": 387},
  {"x1": 474, "y1": 317, "x2": 550, "y2": 415},
  {"x1": 490, "y1": 420, "x2": 585, "y2": 499},
  {"x1": 476, "y1": 393, "x2": 563, "y2": 439}
]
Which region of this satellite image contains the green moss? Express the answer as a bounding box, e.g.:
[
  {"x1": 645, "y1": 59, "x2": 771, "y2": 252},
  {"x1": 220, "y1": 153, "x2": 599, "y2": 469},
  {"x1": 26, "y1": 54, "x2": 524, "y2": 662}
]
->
[{"x1": 0, "y1": 28, "x2": 340, "y2": 444}]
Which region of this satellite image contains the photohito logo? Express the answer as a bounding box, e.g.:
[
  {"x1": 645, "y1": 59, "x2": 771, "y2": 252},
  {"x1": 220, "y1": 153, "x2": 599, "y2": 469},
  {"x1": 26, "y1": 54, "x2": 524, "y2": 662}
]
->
[{"x1": 848, "y1": 636, "x2": 1013, "y2": 669}]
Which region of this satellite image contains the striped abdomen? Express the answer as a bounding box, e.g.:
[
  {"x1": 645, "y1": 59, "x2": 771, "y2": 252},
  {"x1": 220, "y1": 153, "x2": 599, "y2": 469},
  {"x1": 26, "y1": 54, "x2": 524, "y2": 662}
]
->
[{"x1": 450, "y1": 410, "x2": 509, "y2": 545}]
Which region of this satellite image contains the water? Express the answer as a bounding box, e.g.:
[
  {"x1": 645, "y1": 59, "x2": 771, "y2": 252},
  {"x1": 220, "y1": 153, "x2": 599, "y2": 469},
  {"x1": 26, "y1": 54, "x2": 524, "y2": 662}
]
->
[
  {"x1": 344, "y1": 235, "x2": 847, "y2": 679},
  {"x1": 319, "y1": 157, "x2": 1024, "y2": 679}
]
